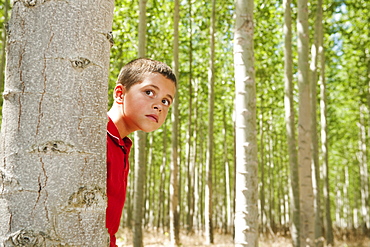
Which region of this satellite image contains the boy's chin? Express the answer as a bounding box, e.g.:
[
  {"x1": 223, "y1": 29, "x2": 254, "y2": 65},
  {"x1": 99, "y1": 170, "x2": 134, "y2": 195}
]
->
[{"x1": 142, "y1": 127, "x2": 160, "y2": 133}]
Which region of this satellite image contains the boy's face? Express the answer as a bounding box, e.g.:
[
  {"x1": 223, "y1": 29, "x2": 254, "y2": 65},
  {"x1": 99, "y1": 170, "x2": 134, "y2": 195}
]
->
[{"x1": 115, "y1": 72, "x2": 176, "y2": 133}]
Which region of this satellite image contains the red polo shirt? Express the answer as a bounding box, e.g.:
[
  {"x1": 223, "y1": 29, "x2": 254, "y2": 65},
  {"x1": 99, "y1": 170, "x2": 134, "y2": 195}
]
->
[{"x1": 106, "y1": 117, "x2": 132, "y2": 247}]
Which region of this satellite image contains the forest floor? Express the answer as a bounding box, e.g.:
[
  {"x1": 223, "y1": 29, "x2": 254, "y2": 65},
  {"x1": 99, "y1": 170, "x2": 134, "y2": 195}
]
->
[{"x1": 116, "y1": 228, "x2": 370, "y2": 247}]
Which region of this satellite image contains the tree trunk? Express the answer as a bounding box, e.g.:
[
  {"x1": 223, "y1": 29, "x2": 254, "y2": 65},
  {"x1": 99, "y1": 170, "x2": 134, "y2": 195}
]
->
[
  {"x1": 283, "y1": 0, "x2": 300, "y2": 245},
  {"x1": 133, "y1": 130, "x2": 146, "y2": 247},
  {"x1": 186, "y1": 0, "x2": 194, "y2": 234},
  {"x1": 223, "y1": 110, "x2": 232, "y2": 234},
  {"x1": 133, "y1": 0, "x2": 148, "y2": 246},
  {"x1": 233, "y1": 0, "x2": 258, "y2": 245},
  {"x1": 267, "y1": 119, "x2": 275, "y2": 234},
  {"x1": 259, "y1": 105, "x2": 266, "y2": 235},
  {"x1": 318, "y1": 16, "x2": 334, "y2": 246},
  {"x1": 358, "y1": 105, "x2": 369, "y2": 233},
  {"x1": 0, "y1": 1, "x2": 113, "y2": 245},
  {"x1": 310, "y1": 1, "x2": 323, "y2": 246},
  {"x1": 144, "y1": 133, "x2": 154, "y2": 227},
  {"x1": 157, "y1": 125, "x2": 167, "y2": 230},
  {"x1": 205, "y1": 0, "x2": 215, "y2": 244},
  {"x1": 170, "y1": 0, "x2": 180, "y2": 245},
  {"x1": 297, "y1": 0, "x2": 315, "y2": 245},
  {"x1": 192, "y1": 81, "x2": 201, "y2": 233}
]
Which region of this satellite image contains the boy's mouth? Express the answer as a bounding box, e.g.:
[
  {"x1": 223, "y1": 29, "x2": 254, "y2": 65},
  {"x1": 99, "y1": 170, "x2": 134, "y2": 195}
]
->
[{"x1": 146, "y1": 114, "x2": 158, "y2": 123}]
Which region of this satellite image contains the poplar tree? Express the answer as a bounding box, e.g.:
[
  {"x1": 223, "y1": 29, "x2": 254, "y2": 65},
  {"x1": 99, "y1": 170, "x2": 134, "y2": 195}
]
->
[
  {"x1": 133, "y1": 0, "x2": 148, "y2": 246},
  {"x1": 0, "y1": 0, "x2": 113, "y2": 245},
  {"x1": 205, "y1": 0, "x2": 216, "y2": 244},
  {"x1": 233, "y1": 0, "x2": 258, "y2": 245},
  {"x1": 170, "y1": 0, "x2": 180, "y2": 245},
  {"x1": 318, "y1": 0, "x2": 334, "y2": 243},
  {"x1": 297, "y1": 0, "x2": 315, "y2": 245},
  {"x1": 310, "y1": 0, "x2": 323, "y2": 245},
  {"x1": 283, "y1": 0, "x2": 300, "y2": 245}
]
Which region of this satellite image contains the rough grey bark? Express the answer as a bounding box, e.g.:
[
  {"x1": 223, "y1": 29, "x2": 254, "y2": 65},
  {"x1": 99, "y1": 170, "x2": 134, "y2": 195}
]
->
[
  {"x1": 283, "y1": 0, "x2": 300, "y2": 245},
  {"x1": 297, "y1": 0, "x2": 315, "y2": 245},
  {"x1": 205, "y1": 0, "x2": 216, "y2": 244},
  {"x1": 0, "y1": 0, "x2": 113, "y2": 246},
  {"x1": 233, "y1": 0, "x2": 258, "y2": 245},
  {"x1": 133, "y1": 0, "x2": 148, "y2": 246},
  {"x1": 170, "y1": 0, "x2": 180, "y2": 245}
]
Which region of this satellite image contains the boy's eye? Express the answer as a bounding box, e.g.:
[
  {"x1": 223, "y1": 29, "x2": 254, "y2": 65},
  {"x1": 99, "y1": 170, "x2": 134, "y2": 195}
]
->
[
  {"x1": 162, "y1": 99, "x2": 170, "y2": 106},
  {"x1": 145, "y1": 90, "x2": 154, "y2": 96}
]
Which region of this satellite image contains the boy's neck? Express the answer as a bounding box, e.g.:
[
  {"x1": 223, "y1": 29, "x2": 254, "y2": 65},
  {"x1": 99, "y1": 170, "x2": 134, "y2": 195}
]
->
[{"x1": 108, "y1": 106, "x2": 131, "y2": 139}]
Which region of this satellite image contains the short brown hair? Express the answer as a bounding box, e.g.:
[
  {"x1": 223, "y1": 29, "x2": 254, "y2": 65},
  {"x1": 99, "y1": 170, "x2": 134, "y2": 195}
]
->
[{"x1": 116, "y1": 58, "x2": 177, "y2": 90}]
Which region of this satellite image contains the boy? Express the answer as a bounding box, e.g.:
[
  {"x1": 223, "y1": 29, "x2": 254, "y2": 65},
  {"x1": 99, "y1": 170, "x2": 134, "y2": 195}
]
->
[{"x1": 106, "y1": 58, "x2": 177, "y2": 247}]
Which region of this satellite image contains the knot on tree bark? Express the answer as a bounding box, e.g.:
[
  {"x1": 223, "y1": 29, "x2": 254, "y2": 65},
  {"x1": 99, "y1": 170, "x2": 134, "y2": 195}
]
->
[
  {"x1": 4, "y1": 229, "x2": 46, "y2": 247},
  {"x1": 30, "y1": 141, "x2": 75, "y2": 154},
  {"x1": 0, "y1": 168, "x2": 22, "y2": 193},
  {"x1": 23, "y1": 0, "x2": 37, "y2": 7},
  {"x1": 106, "y1": 31, "x2": 114, "y2": 47},
  {"x1": 70, "y1": 57, "x2": 91, "y2": 71},
  {"x1": 240, "y1": 14, "x2": 254, "y2": 32},
  {"x1": 68, "y1": 186, "x2": 105, "y2": 209},
  {"x1": 4, "y1": 22, "x2": 10, "y2": 36},
  {"x1": 3, "y1": 89, "x2": 21, "y2": 101}
]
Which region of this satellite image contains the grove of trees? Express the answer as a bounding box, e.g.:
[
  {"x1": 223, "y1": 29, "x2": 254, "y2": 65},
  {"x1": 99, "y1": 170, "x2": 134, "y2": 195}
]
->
[{"x1": 0, "y1": 0, "x2": 369, "y2": 246}]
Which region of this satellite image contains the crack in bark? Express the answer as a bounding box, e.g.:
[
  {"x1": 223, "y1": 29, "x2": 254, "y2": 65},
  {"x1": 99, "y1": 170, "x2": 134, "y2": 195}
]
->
[
  {"x1": 17, "y1": 47, "x2": 25, "y2": 131},
  {"x1": 31, "y1": 157, "x2": 49, "y2": 221},
  {"x1": 0, "y1": 168, "x2": 5, "y2": 194},
  {"x1": 40, "y1": 158, "x2": 49, "y2": 221},
  {"x1": 9, "y1": 213, "x2": 13, "y2": 233},
  {"x1": 35, "y1": 56, "x2": 47, "y2": 136}
]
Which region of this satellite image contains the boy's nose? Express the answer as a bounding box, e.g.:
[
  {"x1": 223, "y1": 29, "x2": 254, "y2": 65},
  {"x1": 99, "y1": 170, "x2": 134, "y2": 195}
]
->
[{"x1": 154, "y1": 105, "x2": 162, "y2": 112}]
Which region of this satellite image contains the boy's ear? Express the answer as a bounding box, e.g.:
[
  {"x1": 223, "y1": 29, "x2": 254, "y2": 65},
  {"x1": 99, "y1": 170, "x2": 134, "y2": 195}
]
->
[{"x1": 114, "y1": 85, "x2": 126, "y2": 104}]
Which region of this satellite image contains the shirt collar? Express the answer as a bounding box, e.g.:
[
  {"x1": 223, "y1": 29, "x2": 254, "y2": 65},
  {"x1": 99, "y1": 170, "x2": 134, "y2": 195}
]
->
[{"x1": 107, "y1": 116, "x2": 132, "y2": 148}]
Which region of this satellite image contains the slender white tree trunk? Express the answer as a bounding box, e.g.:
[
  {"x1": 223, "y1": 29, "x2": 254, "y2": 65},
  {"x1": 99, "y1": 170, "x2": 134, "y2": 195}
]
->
[
  {"x1": 192, "y1": 82, "x2": 200, "y2": 232},
  {"x1": 283, "y1": 0, "x2": 300, "y2": 245},
  {"x1": 310, "y1": 1, "x2": 323, "y2": 246},
  {"x1": 223, "y1": 111, "x2": 232, "y2": 234},
  {"x1": 170, "y1": 0, "x2": 180, "y2": 245},
  {"x1": 358, "y1": 105, "x2": 369, "y2": 233},
  {"x1": 234, "y1": 0, "x2": 258, "y2": 246},
  {"x1": 186, "y1": 0, "x2": 194, "y2": 234},
  {"x1": 205, "y1": 0, "x2": 216, "y2": 244},
  {"x1": 318, "y1": 16, "x2": 334, "y2": 246},
  {"x1": 297, "y1": 0, "x2": 315, "y2": 245},
  {"x1": 0, "y1": 0, "x2": 113, "y2": 245},
  {"x1": 133, "y1": 1, "x2": 148, "y2": 246}
]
